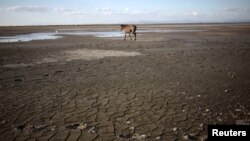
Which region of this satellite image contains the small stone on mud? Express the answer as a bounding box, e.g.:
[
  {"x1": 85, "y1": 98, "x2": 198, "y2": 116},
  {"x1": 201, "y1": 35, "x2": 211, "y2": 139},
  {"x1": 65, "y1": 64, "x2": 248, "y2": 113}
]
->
[
  {"x1": 228, "y1": 72, "x2": 236, "y2": 78},
  {"x1": 33, "y1": 125, "x2": 46, "y2": 131},
  {"x1": 172, "y1": 127, "x2": 177, "y2": 131},
  {"x1": 183, "y1": 134, "x2": 198, "y2": 140},
  {"x1": 77, "y1": 123, "x2": 87, "y2": 130},
  {"x1": 126, "y1": 121, "x2": 131, "y2": 124},
  {"x1": 155, "y1": 136, "x2": 161, "y2": 140},
  {"x1": 181, "y1": 92, "x2": 186, "y2": 95},
  {"x1": 88, "y1": 127, "x2": 98, "y2": 133},
  {"x1": 189, "y1": 133, "x2": 199, "y2": 137},
  {"x1": 235, "y1": 109, "x2": 242, "y2": 112},
  {"x1": 132, "y1": 134, "x2": 147, "y2": 140},
  {"x1": 66, "y1": 122, "x2": 87, "y2": 130},
  {"x1": 199, "y1": 124, "x2": 204, "y2": 130},
  {"x1": 217, "y1": 118, "x2": 222, "y2": 122},
  {"x1": 51, "y1": 125, "x2": 57, "y2": 131}
]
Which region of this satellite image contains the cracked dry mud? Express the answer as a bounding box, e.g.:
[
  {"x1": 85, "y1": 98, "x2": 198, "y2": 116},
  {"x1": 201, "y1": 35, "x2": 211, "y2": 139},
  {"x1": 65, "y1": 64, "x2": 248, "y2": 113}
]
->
[{"x1": 0, "y1": 24, "x2": 250, "y2": 141}]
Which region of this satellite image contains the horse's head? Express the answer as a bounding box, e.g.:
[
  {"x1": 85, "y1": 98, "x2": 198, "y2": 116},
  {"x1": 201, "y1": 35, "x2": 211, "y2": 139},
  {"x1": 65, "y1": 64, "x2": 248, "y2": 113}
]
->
[{"x1": 120, "y1": 24, "x2": 125, "y2": 31}]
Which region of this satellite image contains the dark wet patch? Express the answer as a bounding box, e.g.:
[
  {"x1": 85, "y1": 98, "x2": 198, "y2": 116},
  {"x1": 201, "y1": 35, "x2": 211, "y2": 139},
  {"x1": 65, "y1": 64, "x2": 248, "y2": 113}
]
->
[
  {"x1": 119, "y1": 134, "x2": 133, "y2": 139},
  {"x1": 14, "y1": 78, "x2": 23, "y2": 82}
]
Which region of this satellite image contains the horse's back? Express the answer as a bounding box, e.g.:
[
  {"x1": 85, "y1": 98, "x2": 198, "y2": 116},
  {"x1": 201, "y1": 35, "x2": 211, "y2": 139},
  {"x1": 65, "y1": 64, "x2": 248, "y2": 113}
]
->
[{"x1": 122, "y1": 24, "x2": 137, "y2": 33}]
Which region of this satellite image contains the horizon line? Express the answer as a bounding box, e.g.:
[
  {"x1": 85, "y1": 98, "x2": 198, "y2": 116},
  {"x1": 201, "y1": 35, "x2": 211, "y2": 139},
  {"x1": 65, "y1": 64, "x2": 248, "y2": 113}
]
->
[{"x1": 1, "y1": 21, "x2": 250, "y2": 27}]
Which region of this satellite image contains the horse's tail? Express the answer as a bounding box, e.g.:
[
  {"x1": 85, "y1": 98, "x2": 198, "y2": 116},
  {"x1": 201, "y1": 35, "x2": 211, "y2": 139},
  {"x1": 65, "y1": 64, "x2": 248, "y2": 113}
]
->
[{"x1": 133, "y1": 25, "x2": 137, "y2": 34}]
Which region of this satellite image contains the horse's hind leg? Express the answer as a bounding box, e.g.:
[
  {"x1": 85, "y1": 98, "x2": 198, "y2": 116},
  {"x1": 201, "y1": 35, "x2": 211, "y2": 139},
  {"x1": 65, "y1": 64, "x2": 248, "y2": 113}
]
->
[
  {"x1": 134, "y1": 33, "x2": 136, "y2": 41},
  {"x1": 129, "y1": 33, "x2": 132, "y2": 40}
]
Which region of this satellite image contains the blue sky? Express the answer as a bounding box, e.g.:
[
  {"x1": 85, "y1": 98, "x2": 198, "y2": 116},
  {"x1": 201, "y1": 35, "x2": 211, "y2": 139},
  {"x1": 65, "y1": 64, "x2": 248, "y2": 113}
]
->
[{"x1": 0, "y1": 0, "x2": 250, "y2": 26}]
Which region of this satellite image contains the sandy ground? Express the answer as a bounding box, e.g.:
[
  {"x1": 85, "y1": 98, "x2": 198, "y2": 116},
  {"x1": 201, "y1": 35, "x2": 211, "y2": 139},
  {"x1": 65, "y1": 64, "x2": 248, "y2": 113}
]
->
[{"x1": 0, "y1": 24, "x2": 250, "y2": 141}]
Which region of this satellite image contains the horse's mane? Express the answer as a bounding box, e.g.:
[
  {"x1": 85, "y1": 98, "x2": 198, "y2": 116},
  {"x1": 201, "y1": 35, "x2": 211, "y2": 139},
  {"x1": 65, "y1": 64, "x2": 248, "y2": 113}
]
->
[{"x1": 120, "y1": 24, "x2": 128, "y2": 27}]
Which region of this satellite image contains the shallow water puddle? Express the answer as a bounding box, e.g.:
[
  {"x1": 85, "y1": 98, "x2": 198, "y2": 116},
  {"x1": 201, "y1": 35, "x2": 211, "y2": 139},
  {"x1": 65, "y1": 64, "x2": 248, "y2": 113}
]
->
[
  {"x1": 0, "y1": 31, "x2": 123, "y2": 42},
  {"x1": 58, "y1": 31, "x2": 124, "y2": 38},
  {"x1": 0, "y1": 33, "x2": 61, "y2": 43},
  {"x1": 2, "y1": 49, "x2": 142, "y2": 68}
]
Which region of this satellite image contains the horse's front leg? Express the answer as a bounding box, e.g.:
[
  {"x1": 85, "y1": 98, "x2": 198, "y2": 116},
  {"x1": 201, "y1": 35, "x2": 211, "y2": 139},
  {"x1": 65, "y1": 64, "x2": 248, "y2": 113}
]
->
[
  {"x1": 134, "y1": 33, "x2": 136, "y2": 41},
  {"x1": 124, "y1": 33, "x2": 126, "y2": 40}
]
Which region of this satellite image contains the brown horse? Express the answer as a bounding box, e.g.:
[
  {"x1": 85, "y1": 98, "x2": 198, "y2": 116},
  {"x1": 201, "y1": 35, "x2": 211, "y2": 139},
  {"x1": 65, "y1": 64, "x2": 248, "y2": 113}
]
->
[{"x1": 120, "y1": 24, "x2": 137, "y2": 41}]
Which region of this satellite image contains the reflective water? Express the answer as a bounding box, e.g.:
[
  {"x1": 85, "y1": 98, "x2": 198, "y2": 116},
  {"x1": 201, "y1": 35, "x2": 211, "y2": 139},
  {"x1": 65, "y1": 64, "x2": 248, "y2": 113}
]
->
[
  {"x1": 58, "y1": 31, "x2": 124, "y2": 38},
  {"x1": 0, "y1": 33, "x2": 61, "y2": 43},
  {"x1": 0, "y1": 29, "x2": 204, "y2": 43}
]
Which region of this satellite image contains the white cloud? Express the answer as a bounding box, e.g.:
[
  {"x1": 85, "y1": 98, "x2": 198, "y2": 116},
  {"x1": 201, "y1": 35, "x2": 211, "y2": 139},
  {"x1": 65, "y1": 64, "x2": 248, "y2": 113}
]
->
[
  {"x1": 2, "y1": 5, "x2": 161, "y2": 17},
  {"x1": 184, "y1": 11, "x2": 198, "y2": 16},
  {"x1": 96, "y1": 7, "x2": 112, "y2": 15},
  {"x1": 5, "y1": 5, "x2": 50, "y2": 12},
  {"x1": 54, "y1": 7, "x2": 72, "y2": 13},
  {"x1": 3, "y1": 5, "x2": 87, "y2": 16},
  {"x1": 96, "y1": 7, "x2": 112, "y2": 12},
  {"x1": 115, "y1": 8, "x2": 160, "y2": 16},
  {"x1": 94, "y1": 7, "x2": 159, "y2": 16},
  {"x1": 64, "y1": 11, "x2": 88, "y2": 16},
  {"x1": 54, "y1": 7, "x2": 88, "y2": 16}
]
